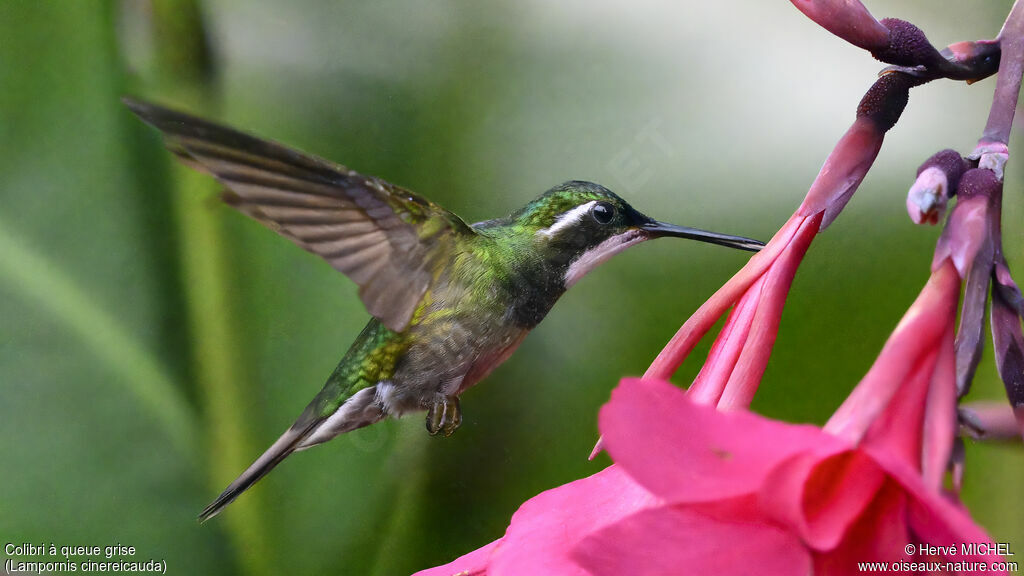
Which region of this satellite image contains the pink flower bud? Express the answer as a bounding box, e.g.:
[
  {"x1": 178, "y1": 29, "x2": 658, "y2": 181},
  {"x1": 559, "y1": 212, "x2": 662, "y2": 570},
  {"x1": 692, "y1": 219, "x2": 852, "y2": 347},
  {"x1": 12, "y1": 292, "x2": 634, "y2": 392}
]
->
[
  {"x1": 906, "y1": 149, "x2": 967, "y2": 225},
  {"x1": 788, "y1": 0, "x2": 890, "y2": 51},
  {"x1": 907, "y1": 167, "x2": 948, "y2": 224}
]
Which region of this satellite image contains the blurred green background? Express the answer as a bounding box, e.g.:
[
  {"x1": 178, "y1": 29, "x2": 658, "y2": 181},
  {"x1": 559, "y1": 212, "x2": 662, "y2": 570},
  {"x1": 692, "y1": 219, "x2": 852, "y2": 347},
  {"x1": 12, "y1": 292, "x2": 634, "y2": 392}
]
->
[{"x1": 2, "y1": 1, "x2": 1022, "y2": 574}]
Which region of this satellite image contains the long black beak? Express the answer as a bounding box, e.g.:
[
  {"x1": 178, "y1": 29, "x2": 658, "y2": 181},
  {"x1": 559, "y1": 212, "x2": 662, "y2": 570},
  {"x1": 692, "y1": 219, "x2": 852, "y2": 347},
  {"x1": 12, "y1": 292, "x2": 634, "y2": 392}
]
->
[{"x1": 640, "y1": 221, "x2": 764, "y2": 252}]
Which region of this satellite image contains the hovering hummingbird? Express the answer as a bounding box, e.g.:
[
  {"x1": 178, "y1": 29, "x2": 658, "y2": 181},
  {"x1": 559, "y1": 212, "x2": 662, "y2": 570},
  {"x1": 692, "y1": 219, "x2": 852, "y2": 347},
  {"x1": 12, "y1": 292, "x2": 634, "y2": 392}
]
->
[{"x1": 124, "y1": 98, "x2": 763, "y2": 521}]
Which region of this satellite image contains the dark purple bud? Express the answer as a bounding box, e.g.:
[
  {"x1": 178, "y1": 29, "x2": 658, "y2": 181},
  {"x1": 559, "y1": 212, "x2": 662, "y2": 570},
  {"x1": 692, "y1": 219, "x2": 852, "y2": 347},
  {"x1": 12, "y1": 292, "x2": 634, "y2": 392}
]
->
[
  {"x1": 957, "y1": 167, "x2": 1001, "y2": 199},
  {"x1": 855, "y1": 72, "x2": 924, "y2": 132},
  {"x1": 872, "y1": 19, "x2": 948, "y2": 69},
  {"x1": 872, "y1": 20, "x2": 995, "y2": 82},
  {"x1": 918, "y1": 149, "x2": 969, "y2": 194}
]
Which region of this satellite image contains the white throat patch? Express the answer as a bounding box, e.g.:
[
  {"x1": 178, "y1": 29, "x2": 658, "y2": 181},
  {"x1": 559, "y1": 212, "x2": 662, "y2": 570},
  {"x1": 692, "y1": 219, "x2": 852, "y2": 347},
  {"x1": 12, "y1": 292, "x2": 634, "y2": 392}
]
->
[
  {"x1": 537, "y1": 201, "x2": 597, "y2": 238},
  {"x1": 564, "y1": 229, "x2": 646, "y2": 288}
]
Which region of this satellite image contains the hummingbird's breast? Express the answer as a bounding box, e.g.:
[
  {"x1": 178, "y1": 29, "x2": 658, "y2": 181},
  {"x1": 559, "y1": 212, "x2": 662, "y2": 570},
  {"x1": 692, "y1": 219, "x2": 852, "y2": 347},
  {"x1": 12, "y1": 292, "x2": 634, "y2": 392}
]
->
[{"x1": 381, "y1": 236, "x2": 558, "y2": 411}]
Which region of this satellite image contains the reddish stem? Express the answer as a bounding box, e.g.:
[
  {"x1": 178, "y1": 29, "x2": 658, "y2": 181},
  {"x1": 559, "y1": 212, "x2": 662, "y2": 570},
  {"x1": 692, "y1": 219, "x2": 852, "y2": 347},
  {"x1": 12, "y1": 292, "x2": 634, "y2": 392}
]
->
[{"x1": 983, "y1": 0, "x2": 1024, "y2": 145}]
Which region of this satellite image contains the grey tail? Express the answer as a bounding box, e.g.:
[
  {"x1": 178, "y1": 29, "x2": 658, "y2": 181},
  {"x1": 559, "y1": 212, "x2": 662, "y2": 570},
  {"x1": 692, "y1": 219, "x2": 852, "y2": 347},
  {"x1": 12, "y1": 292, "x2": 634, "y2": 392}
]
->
[
  {"x1": 197, "y1": 386, "x2": 385, "y2": 522},
  {"x1": 197, "y1": 421, "x2": 318, "y2": 523}
]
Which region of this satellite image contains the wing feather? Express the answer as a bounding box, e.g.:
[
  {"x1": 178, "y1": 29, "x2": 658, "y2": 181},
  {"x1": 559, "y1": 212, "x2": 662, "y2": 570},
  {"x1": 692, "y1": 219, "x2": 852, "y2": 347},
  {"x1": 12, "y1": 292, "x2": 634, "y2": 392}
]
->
[{"x1": 125, "y1": 97, "x2": 474, "y2": 331}]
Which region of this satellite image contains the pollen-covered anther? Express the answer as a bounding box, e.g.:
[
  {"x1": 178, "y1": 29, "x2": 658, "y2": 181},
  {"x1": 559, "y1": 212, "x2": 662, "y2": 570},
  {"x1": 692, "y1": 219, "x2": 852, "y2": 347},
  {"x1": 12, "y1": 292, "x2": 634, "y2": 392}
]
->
[{"x1": 907, "y1": 167, "x2": 948, "y2": 225}]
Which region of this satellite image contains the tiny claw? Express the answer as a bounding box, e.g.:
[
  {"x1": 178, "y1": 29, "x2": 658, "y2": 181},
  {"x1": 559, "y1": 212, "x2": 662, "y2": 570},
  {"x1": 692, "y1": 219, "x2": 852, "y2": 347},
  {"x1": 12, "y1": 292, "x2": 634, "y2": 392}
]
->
[
  {"x1": 426, "y1": 403, "x2": 441, "y2": 436},
  {"x1": 426, "y1": 394, "x2": 462, "y2": 437}
]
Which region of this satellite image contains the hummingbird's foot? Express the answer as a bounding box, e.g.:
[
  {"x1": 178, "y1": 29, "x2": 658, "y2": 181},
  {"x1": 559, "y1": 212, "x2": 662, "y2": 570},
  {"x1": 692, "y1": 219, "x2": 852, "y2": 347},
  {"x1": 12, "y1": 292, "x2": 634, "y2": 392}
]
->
[{"x1": 426, "y1": 394, "x2": 462, "y2": 437}]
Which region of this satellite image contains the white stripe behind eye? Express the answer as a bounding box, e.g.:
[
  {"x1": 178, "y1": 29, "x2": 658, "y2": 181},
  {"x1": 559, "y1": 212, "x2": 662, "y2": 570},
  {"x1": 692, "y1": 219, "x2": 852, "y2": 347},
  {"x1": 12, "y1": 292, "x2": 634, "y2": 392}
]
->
[{"x1": 537, "y1": 201, "x2": 597, "y2": 238}]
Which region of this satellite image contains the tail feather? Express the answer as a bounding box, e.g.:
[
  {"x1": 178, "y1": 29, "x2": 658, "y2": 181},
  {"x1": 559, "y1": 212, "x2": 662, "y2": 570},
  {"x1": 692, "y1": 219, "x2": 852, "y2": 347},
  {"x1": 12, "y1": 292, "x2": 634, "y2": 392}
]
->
[
  {"x1": 197, "y1": 386, "x2": 385, "y2": 522},
  {"x1": 198, "y1": 422, "x2": 318, "y2": 522}
]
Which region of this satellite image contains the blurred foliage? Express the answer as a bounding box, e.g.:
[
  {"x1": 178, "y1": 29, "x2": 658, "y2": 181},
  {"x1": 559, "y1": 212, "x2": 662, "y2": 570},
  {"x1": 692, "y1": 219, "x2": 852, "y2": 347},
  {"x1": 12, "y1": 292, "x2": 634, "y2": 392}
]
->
[{"x1": 0, "y1": 1, "x2": 1021, "y2": 574}]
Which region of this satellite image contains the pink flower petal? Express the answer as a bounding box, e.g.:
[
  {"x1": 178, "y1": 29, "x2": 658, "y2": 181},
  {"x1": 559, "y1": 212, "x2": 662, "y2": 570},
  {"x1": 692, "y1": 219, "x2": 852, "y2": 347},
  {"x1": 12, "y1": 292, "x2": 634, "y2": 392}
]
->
[
  {"x1": 813, "y1": 480, "x2": 912, "y2": 576},
  {"x1": 718, "y1": 211, "x2": 821, "y2": 409},
  {"x1": 799, "y1": 117, "x2": 885, "y2": 229},
  {"x1": 920, "y1": 326, "x2": 957, "y2": 491},
  {"x1": 825, "y1": 261, "x2": 959, "y2": 444},
  {"x1": 645, "y1": 213, "x2": 805, "y2": 380},
  {"x1": 905, "y1": 496, "x2": 1007, "y2": 573},
  {"x1": 933, "y1": 194, "x2": 989, "y2": 276},
  {"x1": 760, "y1": 448, "x2": 887, "y2": 552},
  {"x1": 413, "y1": 539, "x2": 500, "y2": 576},
  {"x1": 865, "y1": 444, "x2": 1001, "y2": 568},
  {"x1": 487, "y1": 465, "x2": 660, "y2": 576},
  {"x1": 600, "y1": 378, "x2": 833, "y2": 503},
  {"x1": 689, "y1": 275, "x2": 763, "y2": 406},
  {"x1": 860, "y1": 348, "x2": 935, "y2": 470},
  {"x1": 573, "y1": 496, "x2": 812, "y2": 576},
  {"x1": 788, "y1": 0, "x2": 891, "y2": 52}
]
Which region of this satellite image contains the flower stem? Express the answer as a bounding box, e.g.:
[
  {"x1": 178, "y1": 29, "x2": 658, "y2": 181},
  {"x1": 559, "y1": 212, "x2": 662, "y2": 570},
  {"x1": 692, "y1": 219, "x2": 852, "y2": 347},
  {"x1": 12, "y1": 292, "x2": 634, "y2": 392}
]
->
[{"x1": 983, "y1": 0, "x2": 1024, "y2": 144}]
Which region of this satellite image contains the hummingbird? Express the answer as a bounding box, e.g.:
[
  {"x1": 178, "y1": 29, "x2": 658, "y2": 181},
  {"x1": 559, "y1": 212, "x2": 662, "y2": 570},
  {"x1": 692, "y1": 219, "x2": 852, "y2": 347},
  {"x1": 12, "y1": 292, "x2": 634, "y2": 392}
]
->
[{"x1": 124, "y1": 98, "x2": 763, "y2": 521}]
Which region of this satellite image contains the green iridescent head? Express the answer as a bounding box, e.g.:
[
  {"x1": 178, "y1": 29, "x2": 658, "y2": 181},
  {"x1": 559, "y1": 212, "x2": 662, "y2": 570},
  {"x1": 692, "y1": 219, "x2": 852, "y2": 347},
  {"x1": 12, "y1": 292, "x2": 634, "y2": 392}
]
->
[{"x1": 507, "y1": 180, "x2": 762, "y2": 287}]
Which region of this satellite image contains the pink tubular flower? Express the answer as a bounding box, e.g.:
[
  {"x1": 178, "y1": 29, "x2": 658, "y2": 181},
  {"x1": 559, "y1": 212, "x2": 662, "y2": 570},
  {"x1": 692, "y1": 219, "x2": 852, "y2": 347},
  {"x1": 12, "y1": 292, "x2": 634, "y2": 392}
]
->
[
  {"x1": 574, "y1": 261, "x2": 1007, "y2": 576},
  {"x1": 606, "y1": 117, "x2": 864, "y2": 419},
  {"x1": 577, "y1": 373, "x2": 1003, "y2": 575},
  {"x1": 413, "y1": 465, "x2": 661, "y2": 576},
  {"x1": 417, "y1": 261, "x2": 1002, "y2": 576},
  {"x1": 629, "y1": 87, "x2": 906, "y2": 419}
]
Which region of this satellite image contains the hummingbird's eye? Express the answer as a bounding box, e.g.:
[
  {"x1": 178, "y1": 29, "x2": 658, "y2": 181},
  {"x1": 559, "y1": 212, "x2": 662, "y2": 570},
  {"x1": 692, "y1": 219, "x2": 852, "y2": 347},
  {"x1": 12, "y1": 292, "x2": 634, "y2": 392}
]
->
[{"x1": 591, "y1": 202, "x2": 615, "y2": 225}]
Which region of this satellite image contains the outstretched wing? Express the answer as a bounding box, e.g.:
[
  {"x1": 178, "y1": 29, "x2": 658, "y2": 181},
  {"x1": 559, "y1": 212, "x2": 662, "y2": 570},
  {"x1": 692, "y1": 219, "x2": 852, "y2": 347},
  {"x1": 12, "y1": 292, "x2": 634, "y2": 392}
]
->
[{"x1": 125, "y1": 98, "x2": 475, "y2": 332}]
